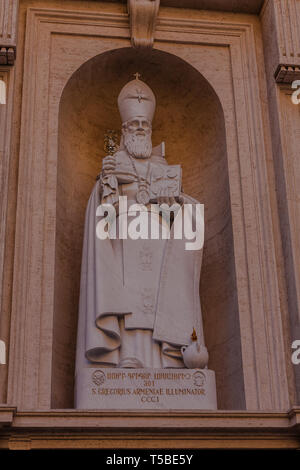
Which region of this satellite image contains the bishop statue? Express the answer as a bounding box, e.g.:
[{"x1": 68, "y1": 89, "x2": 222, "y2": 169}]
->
[{"x1": 75, "y1": 75, "x2": 208, "y2": 375}]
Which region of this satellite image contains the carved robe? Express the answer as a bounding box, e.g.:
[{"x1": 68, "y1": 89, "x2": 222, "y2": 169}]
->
[{"x1": 75, "y1": 150, "x2": 204, "y2": 373}]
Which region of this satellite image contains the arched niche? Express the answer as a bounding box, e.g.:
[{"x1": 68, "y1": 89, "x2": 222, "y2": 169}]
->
[{"x1": 53, "y1": 47, "x2": 245, "y2": 410}]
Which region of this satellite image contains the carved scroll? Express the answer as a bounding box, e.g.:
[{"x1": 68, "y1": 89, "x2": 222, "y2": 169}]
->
[{"x1": 127, "y1": 0, "x2": 160, "y2": 48}]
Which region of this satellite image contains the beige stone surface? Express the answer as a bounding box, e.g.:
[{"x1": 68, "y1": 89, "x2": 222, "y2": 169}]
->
[
  {"x1": 1, "y1": 405, "x2": 300, "y2": 449},
  {"x1": 56, "y1": 44, "x2": 241, "y2": 409},
  {"x1": 0, "y1": 1, "x2": 298, "y2": 438},
  {"x1": 0, "y1": 0, "x2": 18, "y2": 403},
  {"x1": 74, "y1": 74, "x2": 210, "y2": 381},
  {"x1": 128, "y1": 0, "x2": 160, "y2": 47},
  {"x1": 3, "y1": 1, "x2": 289, "y2": 413},
  {"x1": 75, "y1": 368, "x2": 217, "y2": 410},
  {"x1": 0, "y1": 0, "x2": 18, "y2": 45},
  {"x1": 0, "y1": 0, "x2": 18, "y2": 64},
  {"x1": 104, "y1": 0, "x2": 264, "y2": 14},
  {"x1": 0, "y1": 68, "x2": 16, "y2": 402},
  {"x1": 261, "y1": 0, "x2": 300, "y2": 407},
  {"x1": 160, "y1": 0, "x2": 264, "y2": 14}
]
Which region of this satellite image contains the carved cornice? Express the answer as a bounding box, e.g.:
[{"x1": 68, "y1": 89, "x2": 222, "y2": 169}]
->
[
  {"x1": 262, "y1": 0, "x2": 300, "y2": 83},
  {"x1": 275, "y1": 64, "x2": 300, "y2": 83},
  {"x1": 0, "y1": 46, "x2": 16, "y2": 65},
  {"x1": 127, "y1": 0, "x2": 160, "y2": 48}
]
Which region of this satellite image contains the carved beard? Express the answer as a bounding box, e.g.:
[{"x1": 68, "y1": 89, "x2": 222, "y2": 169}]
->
[{"x1": 123, "y1": 132, "x2": 152, "y2": 159}]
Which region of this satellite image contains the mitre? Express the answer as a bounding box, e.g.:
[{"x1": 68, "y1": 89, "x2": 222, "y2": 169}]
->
[{"x1": 118, "y1": 75, "x2": 156, "y2": 123}]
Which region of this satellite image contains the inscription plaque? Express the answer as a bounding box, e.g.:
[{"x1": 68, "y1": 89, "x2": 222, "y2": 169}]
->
[{"x1": 75, "y1": 368, "x2": 217, "y2": 410}]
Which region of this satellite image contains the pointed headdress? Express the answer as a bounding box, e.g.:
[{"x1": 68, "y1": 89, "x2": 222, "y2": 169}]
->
[{"x1": 118, "y1": 73, "x2": 156, "y2": 123}]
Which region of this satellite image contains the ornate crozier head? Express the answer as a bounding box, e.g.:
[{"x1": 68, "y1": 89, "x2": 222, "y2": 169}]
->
[{"x1": 118, "y1": 75, "x2": 156, "y2": 159}]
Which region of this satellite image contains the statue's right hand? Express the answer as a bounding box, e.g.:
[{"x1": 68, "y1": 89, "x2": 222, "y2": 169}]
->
[{"x1": 102, "y1": 155, "x2": 116, "y2": 176}]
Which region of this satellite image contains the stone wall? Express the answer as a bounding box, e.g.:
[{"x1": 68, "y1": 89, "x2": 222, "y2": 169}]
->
[{"x1": 0, "y1": 0, "x2": 300, "y2": 449}]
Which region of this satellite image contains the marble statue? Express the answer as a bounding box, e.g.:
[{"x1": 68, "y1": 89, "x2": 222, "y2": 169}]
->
[{"x1": 75, "y1": 74, "x2": 208, "y2": 374}]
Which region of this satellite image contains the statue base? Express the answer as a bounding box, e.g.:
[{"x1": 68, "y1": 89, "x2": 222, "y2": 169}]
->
[{"x1": 75, "y1": 368, "x2": 217, "y2": 410}]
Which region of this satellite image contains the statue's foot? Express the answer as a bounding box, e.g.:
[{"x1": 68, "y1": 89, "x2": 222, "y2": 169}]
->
[{"x1": 118, "y1": 357, "x2": 143, "y2": 368}]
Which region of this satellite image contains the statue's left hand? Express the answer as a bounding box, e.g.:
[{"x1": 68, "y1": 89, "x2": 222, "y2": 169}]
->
[{"x1": 157, "y1": 187, "x2": 183, "y2": 206}]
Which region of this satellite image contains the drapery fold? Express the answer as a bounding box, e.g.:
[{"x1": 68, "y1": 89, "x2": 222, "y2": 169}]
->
[{"x1": 75, "y1": 179, "x2": 204, "y2": 372}]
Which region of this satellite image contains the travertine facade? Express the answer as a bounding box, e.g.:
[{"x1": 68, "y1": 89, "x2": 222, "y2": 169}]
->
[{"x1": 0, "y1": 0, "x2": 300, "y2": 449}]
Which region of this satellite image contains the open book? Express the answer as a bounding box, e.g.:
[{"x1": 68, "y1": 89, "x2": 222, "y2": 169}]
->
[{"x1": 149, "y1": 142, "x2": 182, "y2": 200}]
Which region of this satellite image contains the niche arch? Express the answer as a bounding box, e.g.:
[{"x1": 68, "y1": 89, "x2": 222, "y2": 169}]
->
[{"x1": 53, "y1": 47, "x2": 245, "y2": 410}]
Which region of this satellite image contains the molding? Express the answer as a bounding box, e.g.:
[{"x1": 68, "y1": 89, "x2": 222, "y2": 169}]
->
[
  {"x1": 127, "y1": 0, "x2": 160, "y2": 48},
  {"x1": 101, "y1": 0, "x2": 264, "y2": 14},
  {"x1": 7, "y1": 7, "x2": 290, "y2": 413},
  {"x1": 0, "y1": 407, "x2": 300, "y2": 449},
  {"x1": 261, "y1": 0, "x2": 300, "y2": 342},
  {"x1": 275, "y1": 64, "x2": 300, "y2": 83},
  {"x1": 0, "y1": 406, "x2": 15, "y2": 426}
]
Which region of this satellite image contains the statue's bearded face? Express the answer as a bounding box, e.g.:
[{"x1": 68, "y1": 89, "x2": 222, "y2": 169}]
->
[{"x1": 122, "y1": 117, "x2": 152, "y2": 159}]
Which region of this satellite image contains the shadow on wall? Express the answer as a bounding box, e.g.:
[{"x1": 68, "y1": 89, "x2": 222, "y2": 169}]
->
[{"x1": 53, "y1": 47, "x2": 245, "y2": 410}]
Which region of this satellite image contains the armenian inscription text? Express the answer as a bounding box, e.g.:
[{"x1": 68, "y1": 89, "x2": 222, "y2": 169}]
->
[{"x1": 74, "y1": 368, "x2": 217, "y2": 409}]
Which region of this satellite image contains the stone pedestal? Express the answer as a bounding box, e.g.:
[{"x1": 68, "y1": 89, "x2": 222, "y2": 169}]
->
[{"x1": 75, "y1": 368, "x2": 217, "y2": 410}]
